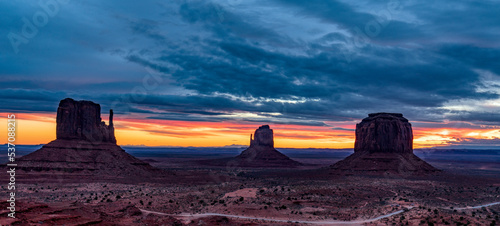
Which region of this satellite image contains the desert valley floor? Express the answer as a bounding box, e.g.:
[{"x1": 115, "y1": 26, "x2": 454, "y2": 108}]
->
[{"x1": 1, "y1": 147, "x2": 499, "y2": 225}]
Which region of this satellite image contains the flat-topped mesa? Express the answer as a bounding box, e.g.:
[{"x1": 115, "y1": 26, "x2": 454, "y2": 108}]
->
[
  {"x1": 354, "y1": 112, "x2": 412, "y2": 154},
  {"x1": 367, "y1": 112, "x2": 404, "y2": 118},
  {"x1": 250, "y1": 125, "x2": 274, "y2": 148},
  {"x1": 15, "y1": 98, "x2": 161, "y2": 180},
  {"x1": 331, "y1": 112, "x2": 439, "y2": 174},
  {"x1": 224, "y1": 125, "x2": 302, "y2": 167},
  {"x1": 56, "y1": 98, "x2": 116, "y2": 144}
]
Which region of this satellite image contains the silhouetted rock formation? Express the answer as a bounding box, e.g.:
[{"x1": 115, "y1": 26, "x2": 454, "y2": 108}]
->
[
  {"x1": 331, "y1": 113, "x2": 438, "y2": 175},
  {"x1": 16, "y1": 98, "x2": 161, "y2": 180},
  {"x1": 250, "y1": 125, "x2": 274, "y2": 147},
  {"x1": 56, "y1": 98, "x2": 116, "y2": 143},
  {"x1": 355, "y1": 113, "x2": 412, "y2": 154},
  {"x1": 234, "y1": 125, "x2": 302, "y2": 167},
  {"x1": 196, "y1": 125, "x2": 302, "y2": 168}
]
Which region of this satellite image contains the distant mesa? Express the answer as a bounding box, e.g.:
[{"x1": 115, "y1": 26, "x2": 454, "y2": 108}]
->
[
  {"x1": 199, "y1": 125, "x2": 302, "y2": 168},
  {"x1": 331, "y1": 113, "x2": 439, "y2": 175},
  {"x1": 16, "y1": 98, "x2": 161, "y2": 180},
  {"x1": 234, "y1": 125, "x2": 302, "y2": 167}
]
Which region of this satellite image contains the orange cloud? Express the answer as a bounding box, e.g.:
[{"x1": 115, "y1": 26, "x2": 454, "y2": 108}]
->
[{"x1": 413, "y1": 123, "x2": 500, "y2": 148}]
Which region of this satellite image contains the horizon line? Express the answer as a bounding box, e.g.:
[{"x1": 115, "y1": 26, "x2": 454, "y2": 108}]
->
[{"x1": 3, "y1": 143, "x2": 500, "y2": 150}]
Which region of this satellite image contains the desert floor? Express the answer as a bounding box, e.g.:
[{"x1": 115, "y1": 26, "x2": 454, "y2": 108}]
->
[{"x1": 1, "y1": 151, "x2": 499, "y2": 225}]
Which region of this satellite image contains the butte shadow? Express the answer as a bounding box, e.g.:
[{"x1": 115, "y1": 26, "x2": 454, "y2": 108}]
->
[
  {"x1": 330, "y1": 113, "x2": 439, "y2": 175},
  {"x1": 14, "y1": 98, "x2": 166, "y2": 182},
  {"x1": 197, "y1": 125, "x2": 303, "y2": 168}
]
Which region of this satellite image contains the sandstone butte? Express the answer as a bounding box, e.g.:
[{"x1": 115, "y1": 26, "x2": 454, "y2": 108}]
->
[
  {"x1": 233, "y1": 125, "x2": 302, "y2": 167},
  {"x1": 331, "y1": 113, "x2": 439, "y2": 175},
  {"x1": 16, "y1": 98, "x2": 161, "y2": 181},
  {"x1": 197, "y1": 125, "x2": 302, "y2": 168}
]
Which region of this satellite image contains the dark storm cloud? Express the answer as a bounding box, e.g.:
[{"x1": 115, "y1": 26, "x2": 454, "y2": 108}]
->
[
  {"x1": 128, "y1": 18, "x2": 168, "y2": 43},
  {"x1": 178, "y1": 0, "x2": 293, "y2": 46},
  {"x1": 0, "y1": 89, "x2": 63, "y2": 102},
  {"x1": 272, "y1": 0, "x2": 425, "y2": 43},
  {"x1": 332, "y1": 127, "x2": 355, "y2": 132},
  {"x1": 0, "y1": 88, "x2": 69, "y2": 112},
  {"x1": 410, "y1": 1, "x2": 500, "y2": 46},
  {"x1": 437, "y1": 44, "x2": 500, "y2": 75},
  {"x1": 1, "y1": 0, "x2": 500, "y2": 143},
  {"x1": 120, "y1": 93, "x2": 341, "y2": 124},
  {"x1": 449, "y1": 112, "x2": 500, "y2": 124}
]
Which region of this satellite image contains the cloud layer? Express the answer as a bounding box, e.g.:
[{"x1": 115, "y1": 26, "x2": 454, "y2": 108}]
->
[{"x1": 1, "y1": 0, "x2": 500, "y2": 146}]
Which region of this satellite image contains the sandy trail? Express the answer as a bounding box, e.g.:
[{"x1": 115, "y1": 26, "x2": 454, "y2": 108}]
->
[
  {"x1": 140, "y1": 207, "x2": 412, "y2": 225},
  {"x1": 140, "y1": 201, "x2": 500, "y2": 225},
  {"x1": 454, "y1": 201, "x2": 500, "y2": 210}
]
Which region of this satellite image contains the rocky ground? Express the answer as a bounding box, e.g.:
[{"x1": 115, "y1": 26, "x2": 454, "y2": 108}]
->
[{"x1": 1, "y1": 167, "x2": 498, "y2": 225}]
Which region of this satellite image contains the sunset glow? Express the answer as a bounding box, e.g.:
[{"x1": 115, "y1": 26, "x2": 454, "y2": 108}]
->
[{"x1": 2, "y1": 113, "x2": 499, "y2": 149}]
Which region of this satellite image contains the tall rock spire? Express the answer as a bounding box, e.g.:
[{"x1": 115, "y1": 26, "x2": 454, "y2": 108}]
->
[
  {"x1": 109, "y1": 109, "x2": 116, "y2": 143},
  {"x1": 109, "y1": 109, "x2": 114, "y2": 126}
]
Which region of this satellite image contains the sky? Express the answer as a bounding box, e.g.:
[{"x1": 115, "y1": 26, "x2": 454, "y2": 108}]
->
[{"x1": 1, "y1": 0, "x2": 500, "y2": 149}]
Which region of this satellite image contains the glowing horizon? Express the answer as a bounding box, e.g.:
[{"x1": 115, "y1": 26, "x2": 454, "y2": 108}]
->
[{"x1": 1, "y1": 113, "x2": 499, "y2": 149}]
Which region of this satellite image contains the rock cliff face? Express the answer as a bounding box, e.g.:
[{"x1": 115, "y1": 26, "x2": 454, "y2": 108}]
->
[
  {"x1": 331, "y1": 113, "x2": 438, "y2": 175},
  {"x1": 234, "y1": 125, "x2": 302, "y2": 167},
  {"x1": 250, "y1": 125, "x2": 274, "y2": 148},
  {"x1": 354, "y1": 113, "x2": 412, "y2": 154},
  {"x1": 56, "y1": 98, "x2": 116, "y2": 143},
  {"x1": 198, "y1": 125, "x2": 302, "y2": 168},
  {"x1": 17, "y1": 98, "x2": 160, "y2": 180}
]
